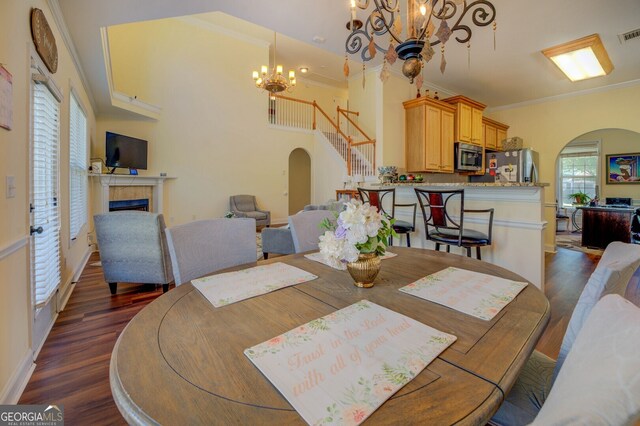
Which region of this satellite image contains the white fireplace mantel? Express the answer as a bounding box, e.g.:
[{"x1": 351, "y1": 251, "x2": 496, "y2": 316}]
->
[{"x1": 90, "y1": 174, "x2": 176, "y2": 214}]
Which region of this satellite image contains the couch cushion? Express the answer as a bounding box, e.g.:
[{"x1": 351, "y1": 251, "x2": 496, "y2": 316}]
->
[{"x1": 531, "y1": 294, "x2": 640, "y2": 425}]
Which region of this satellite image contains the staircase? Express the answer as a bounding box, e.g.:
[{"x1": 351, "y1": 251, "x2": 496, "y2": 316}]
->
[{"x1": 268, "y1": 94, "x2": 376, "y2": 177}]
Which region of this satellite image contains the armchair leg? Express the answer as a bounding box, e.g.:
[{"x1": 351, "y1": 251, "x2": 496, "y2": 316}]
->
[
  {"x1": 108, "y1": 282, "x2": 117, "y2": 295},
  {"x1": 162, "y1": 284, "x2": 169, "y2": 293},
  {"x1": 263, "y1": 253, "x2": 269, "y2": 260}
]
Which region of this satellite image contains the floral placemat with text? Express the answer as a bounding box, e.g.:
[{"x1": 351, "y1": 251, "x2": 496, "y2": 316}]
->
[
  {"x1": 245, "y1": 300, "x2": 456, "y2": 425},
  {"x1": 399, "y1": 267, "x2": 528, "y2": 321},
  {"x1": 192, "y1": 262, "x2": 317, "y2": 308}
]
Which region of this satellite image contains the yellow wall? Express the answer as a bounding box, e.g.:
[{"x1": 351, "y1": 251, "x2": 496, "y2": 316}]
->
[
  {"x1": 0, "y1": 0, "x2": 95, "y2": 401},
  {"x1": 100, "y1": 18, "x2": 348, "y2": 225},
  {"x1": 488, "y1": 83, "x2": 640, "y2": 249}
]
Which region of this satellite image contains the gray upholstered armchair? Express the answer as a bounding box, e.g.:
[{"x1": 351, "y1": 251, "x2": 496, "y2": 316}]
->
[
  {"x1": 94, "y1": 211, "x2": 174, "y2": 295},
  {"x1": 230, "y1": 195, "x2": 270, "y2": 227}
]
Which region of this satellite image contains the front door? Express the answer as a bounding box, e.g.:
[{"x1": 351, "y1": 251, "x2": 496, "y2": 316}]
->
[{"x1": 30, "y1": 69, "x2": 62, "y2": 351}]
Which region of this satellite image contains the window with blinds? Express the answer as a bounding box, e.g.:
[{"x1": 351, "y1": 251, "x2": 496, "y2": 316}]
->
[
  {"x1": 32, "y1": 80, "x2": 61, "y2": 307},
  {"x1": 69, "y1": 92, "x2": 87, "y2": 240},
  {"x1": 558, "y1": 142, "x2": 599, "y2": 207}
]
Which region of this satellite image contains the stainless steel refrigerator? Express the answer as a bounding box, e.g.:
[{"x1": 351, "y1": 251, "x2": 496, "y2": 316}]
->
[{"x1": 470, "y1": 149, "x2": 539, "y2": 183}]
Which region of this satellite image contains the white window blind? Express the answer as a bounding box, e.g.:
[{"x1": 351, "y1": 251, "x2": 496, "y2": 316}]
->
[
  {"x1": 32, "y1": 80, "x2": 61, "y2": 307},
  {"x1": 558, "y1": 143, "x2": 599, "y2": 207},
  {"x1": 69, "y1": 92, "x2": 87, "y2": 240}
]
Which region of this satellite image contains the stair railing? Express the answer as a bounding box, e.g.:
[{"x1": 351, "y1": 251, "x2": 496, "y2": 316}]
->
[{"x1": 269, "y1": 94, "x2": 376, "y2": 176}]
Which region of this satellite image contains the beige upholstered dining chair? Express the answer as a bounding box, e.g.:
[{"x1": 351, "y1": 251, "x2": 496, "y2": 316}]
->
[
  {"x1": 165, "y1": 218, "x2": 257, "y2": 285},
  {"x1": 491, "y1": 242, "x2": 640, "y2": 425},
  {"x1": 288, "y1": 210, "x2": 335, "y2": 253}
]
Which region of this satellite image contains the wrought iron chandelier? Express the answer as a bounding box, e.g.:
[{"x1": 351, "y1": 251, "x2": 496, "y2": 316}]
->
[
  {"x1": 345, "y1": 0, "x2": 497, "y2": 84},
  {"x1": 253, "y1": 32, "x2": 296, "y2": 93}
]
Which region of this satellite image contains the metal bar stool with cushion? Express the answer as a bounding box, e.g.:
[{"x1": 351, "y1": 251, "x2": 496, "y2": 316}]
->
[
  {"x1": 414, "y1": 188, "x2": 494, "y2": 259},
  {"x1": 357, "y1": 187, "x2": 417, "y2": 247}
]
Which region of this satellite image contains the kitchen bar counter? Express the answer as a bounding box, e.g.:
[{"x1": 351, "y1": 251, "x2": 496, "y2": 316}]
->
[
  {"x1": 378, "y1": 182, "x2": 549, "y2": 187},
  {"x1": 362, "y1": 183, "x2": 548, "y2": 290}
]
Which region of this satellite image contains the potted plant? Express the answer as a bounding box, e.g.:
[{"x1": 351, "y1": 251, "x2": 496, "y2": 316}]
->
[{"x1": 568, "y1": 191, "x2": 590, "y2": 205}]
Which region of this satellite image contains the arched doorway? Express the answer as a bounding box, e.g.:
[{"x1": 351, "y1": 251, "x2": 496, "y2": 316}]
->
[
  {"x1": 555, "y1": 128, "x2": 640, "y2": 249},
  {"x1": 289, "y1": 148, "x2": 311, "y2": 215}
]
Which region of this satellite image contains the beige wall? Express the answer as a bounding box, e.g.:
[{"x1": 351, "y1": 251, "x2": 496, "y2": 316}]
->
[
  {"x1": 0, "y1": 0, "x2": 95, "y2": 402},
  {"x1": 100, "y1": 18, "x2": 349, "y2": 225},
  {"x1": 488, "y1": 83, "x2": 640, "y2": 250},
  {"x1": 569, "y1": 128, "x2": 640, "y2": 202}
]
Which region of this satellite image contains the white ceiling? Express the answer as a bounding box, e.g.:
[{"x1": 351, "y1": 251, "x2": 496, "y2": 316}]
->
[{"x1": 56, "y1": 0, "x2": 640, "y2": 114}]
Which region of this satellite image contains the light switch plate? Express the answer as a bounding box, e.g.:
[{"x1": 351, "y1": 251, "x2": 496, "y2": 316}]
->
[{"x1": 6, "y1": 176, "x2": 15, "y2": 199}]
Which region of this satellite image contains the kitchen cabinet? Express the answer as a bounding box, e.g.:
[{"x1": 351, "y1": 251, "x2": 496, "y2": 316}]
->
[
  {"x1": 404, "y1": 97, "x2": 456, "y2": 173},
  {"x1": 443, "y1": 95, "x2": 486, "y2": 146},
  {"x1": 482, "y1": 117, "x2": 509, "y2": 151}
]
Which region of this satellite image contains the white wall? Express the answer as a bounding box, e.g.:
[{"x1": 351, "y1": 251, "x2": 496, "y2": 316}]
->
[{"x1": 0, "y1": 0, "x2": 95, "y2": 402}]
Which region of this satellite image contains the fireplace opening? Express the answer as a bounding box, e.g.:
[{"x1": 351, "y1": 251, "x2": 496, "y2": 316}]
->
[{"x1": 109, "y1": 198, "x2": 150, "y2": 212}]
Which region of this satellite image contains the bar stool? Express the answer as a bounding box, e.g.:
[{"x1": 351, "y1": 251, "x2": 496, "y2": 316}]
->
[
  {"x1": 414, "y1": 188, "x2": 494, "y2": 259},
  {"x1": 357, "y1": 188, "x2": 417, "y2": 247}
]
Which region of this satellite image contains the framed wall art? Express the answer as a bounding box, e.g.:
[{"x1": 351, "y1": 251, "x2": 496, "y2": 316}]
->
[{"x1": 606, "y1": 153, "x2": 640, "y2": 184}]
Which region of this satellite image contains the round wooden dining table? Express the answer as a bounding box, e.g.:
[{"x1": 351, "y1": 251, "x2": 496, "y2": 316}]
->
[{"x1": 110, "y1": 247, "x2": 549, "y2": 425}]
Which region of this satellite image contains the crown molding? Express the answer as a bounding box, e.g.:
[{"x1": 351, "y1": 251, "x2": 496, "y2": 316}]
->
[
  {"x1": 46, "y1": 0, "x2": 97, "y2": 112},
  {"x1": 487, "y1": 78, "x2": 640, "y2": 113}
]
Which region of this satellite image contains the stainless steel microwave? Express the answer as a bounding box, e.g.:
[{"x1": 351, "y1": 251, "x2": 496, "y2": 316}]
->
[{"x1": 455, "y1": 143, "x2": 483, "y2": 172}]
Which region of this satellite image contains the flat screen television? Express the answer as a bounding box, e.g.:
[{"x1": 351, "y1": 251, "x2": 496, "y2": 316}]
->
[{"x1": 105, "y1": 131, "x2": 148, "y2": 171}]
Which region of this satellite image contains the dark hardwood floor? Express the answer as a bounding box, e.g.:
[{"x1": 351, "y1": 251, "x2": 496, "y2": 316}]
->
[{"x1": 18, "y1": 248, "x2": 640, "y2": 424}]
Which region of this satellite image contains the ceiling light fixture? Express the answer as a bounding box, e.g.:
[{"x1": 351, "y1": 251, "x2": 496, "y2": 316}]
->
[
  {"x1": 542, "y1": 34, "x2": 613, "y2": 82},
  {"x1": 299, "y1": 67, "x2": 309, "y2": 74},
  {"x1": 345, "y1": 0, "x2": 497, "y2": 84},
  {"x1": 252, "y1": 32, "x2": 296, "y2": 93}
]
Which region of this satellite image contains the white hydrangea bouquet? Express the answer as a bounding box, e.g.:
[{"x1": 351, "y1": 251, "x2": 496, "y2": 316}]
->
[{"x1": 318, "y1": 199, "x2": 396, "y2": 270}]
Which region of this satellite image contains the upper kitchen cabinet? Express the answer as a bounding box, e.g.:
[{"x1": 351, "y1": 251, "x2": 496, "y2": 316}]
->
[
  {"x1": 483, "y1": 117, "x2": 509, "y2": 151},
  {"x1": 404, "y1": 97, "x2": 456, "y2": 173},
  {"x1": 443, "y1": 95, "x2": 486, "y2": 146}
]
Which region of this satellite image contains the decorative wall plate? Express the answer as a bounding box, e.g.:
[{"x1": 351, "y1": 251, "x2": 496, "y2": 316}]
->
[{"x1": 30, "y1": 8, "x2": 58, "y2": 73}]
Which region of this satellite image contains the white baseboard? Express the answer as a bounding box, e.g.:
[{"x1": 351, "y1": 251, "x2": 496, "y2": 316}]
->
[
  {"x1": 0, "y1": 349, "x2": 35, "y2": 404},
  {"x1": 58, "y1": 246, "x2": 90, "y2": 311}
]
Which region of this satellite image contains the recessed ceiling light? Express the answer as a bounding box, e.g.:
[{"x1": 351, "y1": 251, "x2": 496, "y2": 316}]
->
[
  {"x1": 299, "y1": 67, "x2": 309, "y2": 74},
  {"x1": 312, "y1": 36, "x2": 326, "y2": 44},
  {"x1": 542, "y1": 34, "x2": 613, "y2": 82}
]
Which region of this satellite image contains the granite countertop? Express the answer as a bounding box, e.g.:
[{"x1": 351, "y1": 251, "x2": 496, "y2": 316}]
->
[{"x1": 372, "y1": 182, "x2": 550, "y2": 188}]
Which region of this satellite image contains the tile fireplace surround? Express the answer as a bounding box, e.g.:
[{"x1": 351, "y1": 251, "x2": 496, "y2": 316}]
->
[{"x1": 90, "y1": 174, "x2": 175, "y2": 214}]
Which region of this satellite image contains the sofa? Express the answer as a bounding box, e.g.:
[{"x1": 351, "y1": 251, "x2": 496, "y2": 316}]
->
[{"x1": 261, "y1": 201, "x2": 344, "y2": 259}]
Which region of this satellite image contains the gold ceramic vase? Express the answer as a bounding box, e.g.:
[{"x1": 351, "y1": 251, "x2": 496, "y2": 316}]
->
[{"x1": 347, "y1": 252, "x2": 381, "y2": 288}]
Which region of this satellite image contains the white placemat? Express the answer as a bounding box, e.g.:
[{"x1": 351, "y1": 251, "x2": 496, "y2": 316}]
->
[
  {"x1": 192, "y1": 262, "x2": 317, "y2": 308},
  {"x1": 245, "y1": 300, "x2": 456, "y2": 425},
  {"x1": 304, "y1": 251, "x2": 397, "y2": 268},
  {"x1": 399, "y1": 267, "x2": 528, "y2": 321}
]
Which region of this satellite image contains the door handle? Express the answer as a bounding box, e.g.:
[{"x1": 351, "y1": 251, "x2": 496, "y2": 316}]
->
[{"x1": 30, "y1": 226, "x2": 43, "y2": 235}]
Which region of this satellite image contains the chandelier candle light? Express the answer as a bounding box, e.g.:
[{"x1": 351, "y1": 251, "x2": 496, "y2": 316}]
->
[
  {"x1": 345, "y1": 0, "x2": 497, "y2": 83},
  {"x1": 253, "y1": 32, "x2": 296, "y2": 93}
]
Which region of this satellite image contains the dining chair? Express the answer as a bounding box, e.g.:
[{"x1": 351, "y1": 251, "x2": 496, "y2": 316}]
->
[
  {"x1": 529, "y1": 294, "x2": 640, "y2": 425},
  {"x1": 490, "y1": 241, "x2": 640, "y2": 426},
  {"x1": 413, "y1": 188, "x2": 494, "y2": 259},
  {"x1": 94, "y1": 211, "x2": 173, "y2": 295},
  {"x1": 555, "y1": 199, "x2": 570, "y2": 232},
  {"x1": 357, "y1": 187, "x2": 417, "y2": 247},
  {"x1": 165, "y1": 218, "x2": 257, "y2": 285},
  {"x1": 288, "y1": 210, "x2": 335, "y2": 253}
]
